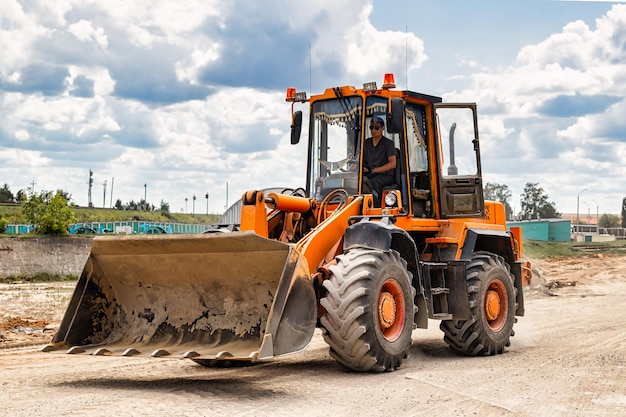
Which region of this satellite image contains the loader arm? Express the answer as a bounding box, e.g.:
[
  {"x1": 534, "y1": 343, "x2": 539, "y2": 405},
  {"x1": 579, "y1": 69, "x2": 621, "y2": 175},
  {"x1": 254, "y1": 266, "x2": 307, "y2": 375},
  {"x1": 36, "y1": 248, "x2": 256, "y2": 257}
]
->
[{"x1": 296, "y1": 195, "x2": 365, "y2": 271}]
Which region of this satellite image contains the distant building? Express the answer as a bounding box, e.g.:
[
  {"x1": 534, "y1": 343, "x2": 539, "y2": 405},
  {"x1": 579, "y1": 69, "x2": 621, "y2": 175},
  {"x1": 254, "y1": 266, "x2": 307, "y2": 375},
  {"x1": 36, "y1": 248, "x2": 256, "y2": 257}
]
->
[{"x1": 507, "y1": 219, "x2": 571, "y2": 242}]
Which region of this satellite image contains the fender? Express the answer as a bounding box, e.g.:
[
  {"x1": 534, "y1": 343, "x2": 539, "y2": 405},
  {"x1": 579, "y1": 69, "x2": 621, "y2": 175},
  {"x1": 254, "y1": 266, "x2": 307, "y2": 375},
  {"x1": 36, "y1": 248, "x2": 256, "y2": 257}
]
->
[
  {"x1": 344, "y1": 218, "x2": 418, "y2": 270},
  {"x1": 343, "y1": 218, "x2": 429, "y2": 328},
  {"x1": 461, "y1": 228, "x2": 525, "y2": 316},
  {"x1": 460, "y1": 228, "x2": 515, "y2": 263}
]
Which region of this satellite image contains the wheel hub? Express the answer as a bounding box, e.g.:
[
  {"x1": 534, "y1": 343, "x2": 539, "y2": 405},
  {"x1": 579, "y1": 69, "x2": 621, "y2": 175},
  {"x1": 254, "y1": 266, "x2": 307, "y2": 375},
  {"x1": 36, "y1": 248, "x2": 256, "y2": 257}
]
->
[
  {"x1": 484, "y1": 279, "x2": 508, "y2": 332},
  {"x1": 378, "y1": 292, "x2": 396, "y2": 329},
  {"x1": 485, "y1": 290, "x2": 501, "y2": 321}
]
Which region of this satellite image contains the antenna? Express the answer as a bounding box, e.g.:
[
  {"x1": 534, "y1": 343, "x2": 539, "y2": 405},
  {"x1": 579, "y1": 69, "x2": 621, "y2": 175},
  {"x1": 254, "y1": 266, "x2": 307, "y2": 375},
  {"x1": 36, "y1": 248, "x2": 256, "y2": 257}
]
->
[
  {"x1": 405, "y1": 25, "x2": 408, "y2": 90},
  {"x1": 309, "y1": 41, "x2": 312, "y2": 96}
]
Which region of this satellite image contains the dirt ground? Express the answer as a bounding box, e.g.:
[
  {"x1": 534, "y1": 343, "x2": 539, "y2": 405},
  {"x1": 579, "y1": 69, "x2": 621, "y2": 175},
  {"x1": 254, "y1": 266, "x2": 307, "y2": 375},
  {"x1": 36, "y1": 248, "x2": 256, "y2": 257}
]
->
[{"x1": 1, "y1": 255, "x2": 625, "y2": 417}]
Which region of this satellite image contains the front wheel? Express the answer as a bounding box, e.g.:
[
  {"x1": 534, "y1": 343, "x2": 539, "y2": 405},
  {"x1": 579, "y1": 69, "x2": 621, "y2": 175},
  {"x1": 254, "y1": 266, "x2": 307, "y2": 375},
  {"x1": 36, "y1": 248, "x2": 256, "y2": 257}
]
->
[
  {"x1": 440, "y1": 251, "x2": 517, "y2": 356},
  {"x1": 320, "y1": 249, "x2": 416, "y2": 372}
]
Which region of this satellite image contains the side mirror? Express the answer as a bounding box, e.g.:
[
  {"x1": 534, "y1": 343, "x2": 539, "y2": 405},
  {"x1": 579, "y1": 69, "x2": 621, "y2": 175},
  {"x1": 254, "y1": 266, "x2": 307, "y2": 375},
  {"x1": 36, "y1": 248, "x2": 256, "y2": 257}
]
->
[
  {"x1": 291, "y1": 111, "x2": 303, "y2": 145},
  {"x1": 387, "y1": 98, "x2": 404, "y2": 134}
]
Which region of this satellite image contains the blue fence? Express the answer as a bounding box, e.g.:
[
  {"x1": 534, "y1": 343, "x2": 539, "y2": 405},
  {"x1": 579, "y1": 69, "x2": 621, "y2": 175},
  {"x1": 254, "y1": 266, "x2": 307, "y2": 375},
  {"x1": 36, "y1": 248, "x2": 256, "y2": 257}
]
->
[
  {"x1": 4, "y1": 224, "x2": 35, "y2": 234},
  {"x1": 5, "y1": 221, "x2": 212, "y2": 235}
]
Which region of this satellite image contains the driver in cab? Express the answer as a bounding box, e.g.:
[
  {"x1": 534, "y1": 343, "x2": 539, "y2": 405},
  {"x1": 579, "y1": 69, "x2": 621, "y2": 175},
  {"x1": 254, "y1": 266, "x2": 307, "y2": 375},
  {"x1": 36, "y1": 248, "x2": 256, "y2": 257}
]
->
[{"x1": 363, "y1": 116, "x2": 396, "y2": 203}]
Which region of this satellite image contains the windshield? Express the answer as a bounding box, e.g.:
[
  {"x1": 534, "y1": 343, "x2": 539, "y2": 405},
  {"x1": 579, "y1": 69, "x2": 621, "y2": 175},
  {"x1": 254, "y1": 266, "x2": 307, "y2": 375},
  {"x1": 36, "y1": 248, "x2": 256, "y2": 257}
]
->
[{"x1": 308, "y1": 96, "x2": 362, "y2": 201}]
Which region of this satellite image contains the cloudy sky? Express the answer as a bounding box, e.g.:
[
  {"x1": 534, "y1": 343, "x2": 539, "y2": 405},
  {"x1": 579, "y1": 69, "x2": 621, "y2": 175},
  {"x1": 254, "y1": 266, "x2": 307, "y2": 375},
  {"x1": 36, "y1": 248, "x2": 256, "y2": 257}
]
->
[{"x1": 1, "y1": 0, "x2": 625, "y2": 216}]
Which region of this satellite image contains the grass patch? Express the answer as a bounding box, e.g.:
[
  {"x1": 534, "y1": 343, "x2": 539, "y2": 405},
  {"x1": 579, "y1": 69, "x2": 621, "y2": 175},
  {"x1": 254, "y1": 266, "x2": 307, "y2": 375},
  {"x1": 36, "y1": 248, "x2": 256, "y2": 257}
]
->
[
  {"x1": 0, "y1": 205, "x2": 221, "y2": 225},
  {"x1": 524, "y1": 239, "x2": 626, "y2": 259},
  {"x1": 0, "y1": 272, "x2": 78, "y2": 284}
]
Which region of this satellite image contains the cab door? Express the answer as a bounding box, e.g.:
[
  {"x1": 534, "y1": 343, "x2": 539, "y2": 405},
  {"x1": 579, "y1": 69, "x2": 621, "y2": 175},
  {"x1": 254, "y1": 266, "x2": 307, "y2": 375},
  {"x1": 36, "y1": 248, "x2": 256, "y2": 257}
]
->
[{"x1": 433, "y1": 103, "x2": 484, "y2": 218}]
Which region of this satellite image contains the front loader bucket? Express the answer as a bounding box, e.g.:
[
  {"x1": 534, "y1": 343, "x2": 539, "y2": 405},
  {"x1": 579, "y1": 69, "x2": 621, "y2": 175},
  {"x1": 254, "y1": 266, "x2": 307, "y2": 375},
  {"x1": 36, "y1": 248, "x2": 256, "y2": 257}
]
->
[{"x1": 44, "y1": 232, "x2": 317, "y2": 362}]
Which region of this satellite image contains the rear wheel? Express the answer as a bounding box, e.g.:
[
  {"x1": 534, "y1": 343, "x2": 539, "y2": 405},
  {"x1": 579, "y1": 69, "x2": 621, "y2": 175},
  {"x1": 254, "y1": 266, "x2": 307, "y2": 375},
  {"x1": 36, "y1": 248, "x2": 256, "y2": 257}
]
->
[
  {"x1": 440, "y1": 251, "x2": 517, "y2": 355},
  {"x1": 320, "y1": 249, "x2": 415, "y2": 372}
]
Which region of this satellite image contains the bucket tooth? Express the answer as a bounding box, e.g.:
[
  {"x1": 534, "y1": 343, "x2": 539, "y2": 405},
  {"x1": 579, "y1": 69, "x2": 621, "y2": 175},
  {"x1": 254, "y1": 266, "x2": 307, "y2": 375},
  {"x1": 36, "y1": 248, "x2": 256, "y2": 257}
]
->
[
  {"x1": 67, "y1": 346, "x2": 86, "y2": 354},
  {"x1": 41, "y1": 343, "x2": 64, "y2": 352},
  {"x1": 122, "y1": 348, "x2": 141, "y2": 357},
  {"x1": 92, "y1": 348, "x2": 111, "y2": 356},
  {"x1": 151, "y1": 349, "x2": 170, "y2": 357},
  {"x1": 215, "y1": 351, "x2": 234, "y2": 359},
  {"x1": 183, "y1": 351, "x2": 200, "y2": 358}
]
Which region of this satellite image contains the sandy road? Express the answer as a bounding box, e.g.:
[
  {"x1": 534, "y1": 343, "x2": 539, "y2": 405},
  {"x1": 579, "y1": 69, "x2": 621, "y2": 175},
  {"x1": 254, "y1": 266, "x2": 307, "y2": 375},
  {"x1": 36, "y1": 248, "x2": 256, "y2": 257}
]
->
[{"x1": 1, "y1": 256, "x2": 625, "y2": 417}]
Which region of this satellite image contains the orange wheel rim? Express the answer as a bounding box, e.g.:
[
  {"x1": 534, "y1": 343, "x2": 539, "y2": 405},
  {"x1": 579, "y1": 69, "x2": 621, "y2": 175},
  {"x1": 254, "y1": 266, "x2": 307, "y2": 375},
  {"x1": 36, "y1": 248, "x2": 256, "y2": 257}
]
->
[
  {"x1": 484, "y1": 279, "x2": 508, "y2": 332},
  {"x1": 378, "y1": 279, "x2": 406, "y2": 341}
]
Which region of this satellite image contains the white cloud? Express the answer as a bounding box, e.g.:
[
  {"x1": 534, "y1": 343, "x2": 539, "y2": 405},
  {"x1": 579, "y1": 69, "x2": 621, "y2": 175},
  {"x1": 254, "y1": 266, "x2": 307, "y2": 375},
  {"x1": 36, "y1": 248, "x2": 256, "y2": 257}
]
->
[
  {"x1": 457, "y1": 5, "x2": 626, "y2": 213},
  {"x1": 558, "y1": 99, "x2": 626, "y2": 139},
  {"x1": 343, "y1": 5, "x2": 427, "y2": 78},
  {"x1": 0, "y1": 1, "x2": 52, "y2": 79},
  {"x1": 68, "y1": 19, "x2": 108, "y2": 48},
  {"x1": 305, "y1": 2, "x2": 427, "y2": 81},
  {"x1": 0, "y1": 148, "x2": 50, "y2": 167}
]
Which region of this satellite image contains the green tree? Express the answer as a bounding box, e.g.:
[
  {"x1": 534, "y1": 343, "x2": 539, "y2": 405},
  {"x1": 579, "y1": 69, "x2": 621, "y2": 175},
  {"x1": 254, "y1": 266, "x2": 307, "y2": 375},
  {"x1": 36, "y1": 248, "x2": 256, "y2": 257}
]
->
[
  {"x1": 0, "y1": 183, "x2": 14, "y2": 203},
  {"x1": 622, "y1": 197, "x2": 626, "y2": 228},
  {"x1": 21, "y1": 189, "x2": 76, "y2": 235},
  {"x1": 519, "y1": 182, "x2": 561, "y2": 220},
  {"x1": 484, "y1": 182, "x2": 513, "y2": 219},
  {"x1": 160, "y1": 200, "x2": 170, "y2": 213},
  {"x1": 599, "y1": 213, "x2": 620, "y2": 228},
  {"x1": 0, "y1": 215, "x2": 7, "y2": 233}
]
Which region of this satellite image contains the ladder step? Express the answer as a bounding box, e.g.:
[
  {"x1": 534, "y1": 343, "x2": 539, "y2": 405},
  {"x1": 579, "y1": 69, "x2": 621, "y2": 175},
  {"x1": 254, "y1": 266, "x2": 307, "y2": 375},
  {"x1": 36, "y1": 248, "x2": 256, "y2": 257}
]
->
[
  {"x1": 425, "y1": 262, "x2": 448, "y2": 269},
  {"x1": 432, "y1": 313, "x2": 453, "y2": 320},
  {"x1": 431, "y1": 287, "x2": 450, "y2": 295}
]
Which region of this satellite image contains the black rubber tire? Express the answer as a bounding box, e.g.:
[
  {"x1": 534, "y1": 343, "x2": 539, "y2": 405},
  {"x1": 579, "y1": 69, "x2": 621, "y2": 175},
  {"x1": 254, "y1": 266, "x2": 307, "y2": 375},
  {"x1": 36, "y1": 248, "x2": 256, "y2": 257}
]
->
[
  {"x1": 440, "y1": 251, "x2": 517, "y2": 356},
  {"x1": 320, "y1": 249, "x2": 415, "y2": 372}
]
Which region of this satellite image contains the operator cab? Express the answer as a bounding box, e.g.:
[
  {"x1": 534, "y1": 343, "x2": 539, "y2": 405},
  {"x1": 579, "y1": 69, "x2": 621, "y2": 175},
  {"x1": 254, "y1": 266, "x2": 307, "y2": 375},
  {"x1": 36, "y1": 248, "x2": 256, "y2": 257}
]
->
[
  {"x1": 303, "y1": 91, "x2": 406, "y2": 206},
  {"x1": 287, "y1": 75, "x2": 485, "y2": 218}
]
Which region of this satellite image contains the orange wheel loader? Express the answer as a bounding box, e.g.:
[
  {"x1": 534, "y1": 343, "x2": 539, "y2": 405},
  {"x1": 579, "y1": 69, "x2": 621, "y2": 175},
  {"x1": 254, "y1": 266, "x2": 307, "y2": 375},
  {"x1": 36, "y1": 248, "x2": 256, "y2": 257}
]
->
[{"x1": 45, "y1": 74, "x2": 531, "y2": 372}]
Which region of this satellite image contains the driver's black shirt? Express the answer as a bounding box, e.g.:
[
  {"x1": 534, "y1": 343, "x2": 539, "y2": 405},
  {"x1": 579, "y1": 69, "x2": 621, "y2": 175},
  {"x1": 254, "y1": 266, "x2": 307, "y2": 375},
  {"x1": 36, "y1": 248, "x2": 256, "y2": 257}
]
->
[{"x1": 363, "y1": 136, "x2": 396, "y2": 173}]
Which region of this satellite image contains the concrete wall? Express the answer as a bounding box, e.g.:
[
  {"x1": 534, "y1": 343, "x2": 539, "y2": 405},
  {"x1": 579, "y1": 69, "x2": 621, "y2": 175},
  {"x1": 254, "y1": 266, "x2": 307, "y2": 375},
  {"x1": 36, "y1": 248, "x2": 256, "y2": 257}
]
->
[{"x1": 0, "y1": 237, "x2": 93, "y2": 278}]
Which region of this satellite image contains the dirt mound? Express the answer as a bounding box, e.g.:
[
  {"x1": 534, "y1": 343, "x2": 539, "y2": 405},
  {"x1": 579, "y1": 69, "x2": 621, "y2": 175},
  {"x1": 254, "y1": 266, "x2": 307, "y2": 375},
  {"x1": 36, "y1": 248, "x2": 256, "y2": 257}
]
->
[
  {"x1": 0, "y1": 317, "x2": 49, "y2": 331},
  {"x1": 0, "y1": 316, "x2": 54, "y2": 349}
]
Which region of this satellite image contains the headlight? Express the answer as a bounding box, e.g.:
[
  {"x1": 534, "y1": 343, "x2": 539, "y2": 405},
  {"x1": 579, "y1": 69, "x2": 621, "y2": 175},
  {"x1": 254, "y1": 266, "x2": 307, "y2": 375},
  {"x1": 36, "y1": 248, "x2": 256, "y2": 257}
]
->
[{"x1": 384, "y1": 192, "x2": 397, "y2": 207}]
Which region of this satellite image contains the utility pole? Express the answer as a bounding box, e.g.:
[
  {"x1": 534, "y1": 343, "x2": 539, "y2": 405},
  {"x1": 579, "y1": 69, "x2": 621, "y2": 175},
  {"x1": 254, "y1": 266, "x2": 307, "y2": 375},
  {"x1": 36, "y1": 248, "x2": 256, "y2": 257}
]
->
[
  {"x1": 88, "y1": 170, "x2": 93, "y2": 207},
  {"x1": 102, "y1": 180, "x2": 107, "y2": 208},
  {"x1": 576, "y1": 188, "x2": 587, "y2": 227},
  {"x1": 192, "y1": 195, "x2": 196, "y2": 215},
  {"x1": 110, "y1": 177, "x2": 114, "y2": 208},
  {"x1": 225, "y1": 181, "x2": 229, "y2": 210},
  {"x1": 205, "y1": 192, "x2": 209, "y2": 215},
  {"x1": 144, "y1": 183, "x2": 147, "y2": 211}
]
